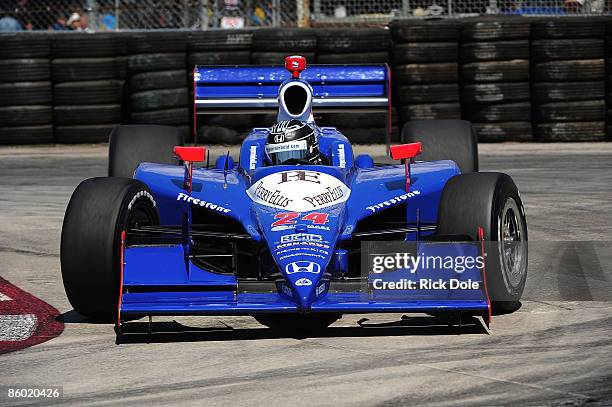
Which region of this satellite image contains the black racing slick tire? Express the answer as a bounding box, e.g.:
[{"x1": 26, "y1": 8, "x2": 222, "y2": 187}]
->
[
  {"x1": 61, "y1": 177, "x2": 159, "y2": 319},
  {"x1": 401, "y1": 119, "x2": 478, "y2": 174},
  {"x1": 108, "y1": 124, "x2": 183, "y2": 178},
  {"x1": 437, "y1": 173, "x2": 528, "y2": 313}
]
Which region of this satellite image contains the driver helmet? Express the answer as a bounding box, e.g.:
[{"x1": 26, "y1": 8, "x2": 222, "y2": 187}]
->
[{"x1": 265, "y1": 119, "x2": 323, "y2": 165}]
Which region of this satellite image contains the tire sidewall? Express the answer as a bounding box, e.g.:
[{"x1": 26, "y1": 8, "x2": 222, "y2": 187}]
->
[{"x1": 487, "y1": 176, "x2": 528, "y2": 307}]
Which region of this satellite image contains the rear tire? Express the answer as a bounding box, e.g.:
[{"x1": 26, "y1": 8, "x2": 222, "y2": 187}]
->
[
  {"x1": 61, "y1": 178, "x2": 159, "y2": 319},
  {"x1": 401, "y1": 119, "x2": 478, "y2": 173},
  {"x1": 437, "y1": 173, "x2": 528, "y2": 313},
  {"x1": 108, "y1": 124, "x2": 183, "y2": 178}
]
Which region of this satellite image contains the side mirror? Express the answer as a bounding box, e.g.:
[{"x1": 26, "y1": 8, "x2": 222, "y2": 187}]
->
[
  {"x1": 174, "y1": 146, "x2": 206, "y2": 193},
  {"x1": 389, "y1": 142, "x2": 422, "y2": 192}
]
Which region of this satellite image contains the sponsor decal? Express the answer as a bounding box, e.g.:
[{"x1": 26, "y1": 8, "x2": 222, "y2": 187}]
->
[
  {"x1": 249, "y1": 145, "x2": 257, "y2": 170},
  {"x1": 128, "y1": 190, "x2": 156, "y2": 210},
  {"x1": 176, "y1": 192, "x2": 231, "y2": 213},
  {"x1": 295, "y1": 278, "x2": 312, "y2": 286},
  {"x1": 278, "y1": 170, "x2": 321, "y2": 184},
  {"x1": 247, "y1": 171, "x2": 350, "y2": 212},
  {"x1": 316, "y1": 283, "x2": 326, "y2": 296},
  {"x1": 252, "y1": 183, "x2": 293, "y2": 207},
  {"x1": 303, "y1": 186, "x2": 345, "y2": 208},
  {"x1": 265, "y1": 140, "x2": 307, "y2": 154},
  {"x1": 280, "y1": 233, "x2": 323, "y2": 243},
  {"x1": 285, "y1": 261, "x2": 321, "y2": 275},
  {"x1": 280, "y1": 252, "x2": 326, "y2": 260},
  {"x1": 281, "y1": 284, "x2": 293, "y2": 297},
  {"x1": 275, "y1": 246, "x2": 329, "y2": 257},
  {"x1": 272, "y1": 224, "x2": 331, "y2": 232},
  {"x1": 275, "y1": 241, "x2": 329, "y2": 251},
  {"x1": 366, "y1": 190, "x2": 421, "y2": 213},
  {"x1": 338, "y1": 144, "x2": 346, "y2": 168}
]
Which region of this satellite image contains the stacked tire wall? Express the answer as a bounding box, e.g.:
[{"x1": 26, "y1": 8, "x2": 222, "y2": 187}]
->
[
  {"x1": 2, "y1": 19, "x2": 612, "y2": 145},
  {"x1": 531, "y1": 19, "x2": 606, "y2": 141},
  {"x1": 126, "y1": 32, "x2": 190, "y2": 141},
  {"x1": 315, "y1": 28, "x2": 393, "y2": 143},
  {"x1": 0, "y1": 34, "x2": 53, "y2": 144},
  {"x1": 390, "y1": 20, "x2": 462, "y2": 129},
  {"x1": 460, "y1": 18, "x2": 532, "y2": 142},
  {"x1": 51, "y1": 33, "x2": 126, "y2": 143}
]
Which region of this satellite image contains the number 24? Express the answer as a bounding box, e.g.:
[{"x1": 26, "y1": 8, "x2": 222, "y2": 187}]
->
[{"x1": 271, "y1": 212, "x2": 329, "y2": 227}]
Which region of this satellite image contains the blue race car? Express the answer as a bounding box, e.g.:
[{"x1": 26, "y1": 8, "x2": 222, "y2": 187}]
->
[{"x1": 61, "y1": 56, "x2": 527, "y2": 331}]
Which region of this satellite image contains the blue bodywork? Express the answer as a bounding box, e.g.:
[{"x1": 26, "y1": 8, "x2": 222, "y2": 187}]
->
[{"x1": 119, "y1": 64, "x2": 490, "y2": 320}]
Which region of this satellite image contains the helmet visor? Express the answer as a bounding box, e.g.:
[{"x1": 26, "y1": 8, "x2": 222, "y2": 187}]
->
[{"x1": 265, "y1": 140, "x2": 308, "y2": 164}]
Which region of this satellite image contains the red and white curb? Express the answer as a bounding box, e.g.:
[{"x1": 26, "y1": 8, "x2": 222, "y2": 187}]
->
[{"x1": 0, "y1": 277, "x2": 63, "y2": 354}]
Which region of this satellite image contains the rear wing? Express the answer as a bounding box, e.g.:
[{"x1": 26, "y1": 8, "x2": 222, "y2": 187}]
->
[
  {"x1": 194, "y1": 64, "x2": 392, "y2": 145},
  {"x1": 194, "y1": 64, "x2": 390, "y2": 114}
]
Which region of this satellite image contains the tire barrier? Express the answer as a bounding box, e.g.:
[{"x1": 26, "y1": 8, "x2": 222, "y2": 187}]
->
[
  {"x1": 315, "y1": 28, "x2": 392, "y2": 143},
  {"x1": 0, "y1": 33, "x2": 53, "y2": 144},
  {"x1": 126, "y1": 31, "x2": 190, "y2": 142},
  {"x1": 51, "y1": 32, "x2": 126, "y2": 143},
  {"x1": 390, "y1": 19, "x2": 462, "y2": 133},
  {"x1": 531, "y1": 18, "x2": 606, "y2": 142},
  {"x1": 189, "y1": 29, "x2": 253, "y2": 144},
  {"x1": 1, "y1": 19, "x2": 612, "y2": 145},
  {"x1": 460, "y1": 17, "x2": 532, "y2": 142}
]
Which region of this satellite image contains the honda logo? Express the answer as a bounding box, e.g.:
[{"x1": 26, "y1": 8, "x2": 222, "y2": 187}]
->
[{"x1": 285, "y1": 261, "x2": 321, "y2": 275}]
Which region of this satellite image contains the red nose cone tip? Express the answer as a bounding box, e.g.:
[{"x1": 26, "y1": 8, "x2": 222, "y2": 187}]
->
[{"x1": 285, "y1": 55, "x2": 307, "y2": 79}]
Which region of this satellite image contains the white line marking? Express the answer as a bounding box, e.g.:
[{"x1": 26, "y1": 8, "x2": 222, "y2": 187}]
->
[
  {"x1": 0, "y1": 292, "x2": 11, "y2": 301},
  {"x1": 0, "y1": 314, "x2": 37, "y2": 341}
]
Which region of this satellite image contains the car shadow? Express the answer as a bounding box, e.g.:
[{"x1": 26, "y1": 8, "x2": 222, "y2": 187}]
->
[{"x1": 114, "y1": 314, "x2": 489, "y2": 345}]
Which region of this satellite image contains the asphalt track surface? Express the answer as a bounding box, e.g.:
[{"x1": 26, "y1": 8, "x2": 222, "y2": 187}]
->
[{"x1": 0, "y1": 143, "x2": 611, "y2": 406}]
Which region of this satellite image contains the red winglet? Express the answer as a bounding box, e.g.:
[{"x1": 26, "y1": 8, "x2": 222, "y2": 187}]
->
[
  {"x1": 285, "y1": 55, "x2": 307, "y2": 78},
  {"x1": 390, "y1": 142, "x2": 422, "y2": 160},
  {"x1": 477, "y1": 226, "x2": 492, "y2": 328},
  {"x1": 174, "y1": 146, "x2": 206, "y2": 162}
]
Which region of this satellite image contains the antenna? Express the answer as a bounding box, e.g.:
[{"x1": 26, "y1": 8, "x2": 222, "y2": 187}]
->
[{"x1": 223, "y1": 150, "x2": 230, "y2": 190}]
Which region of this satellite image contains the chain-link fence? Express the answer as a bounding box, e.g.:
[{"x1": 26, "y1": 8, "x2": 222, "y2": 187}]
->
[{"x1": 0, "y1": 0, "x2": 610, "y2": 31}]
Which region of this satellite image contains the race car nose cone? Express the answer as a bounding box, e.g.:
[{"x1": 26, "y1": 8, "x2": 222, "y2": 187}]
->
[{"x1": 282, "y1": 259, "x2": 325, "y2": 310}]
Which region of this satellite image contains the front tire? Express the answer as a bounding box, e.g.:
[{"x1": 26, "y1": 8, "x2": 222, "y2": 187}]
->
[
  {"x1": 437, "y1": 173, "x2": 528, "y2": 313},
  {"x1": 60, "y1": 177, "x2": 159, "y2": 319}
]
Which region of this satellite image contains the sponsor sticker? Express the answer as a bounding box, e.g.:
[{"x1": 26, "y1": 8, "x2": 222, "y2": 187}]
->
[
  {"x1": 265, "y1": 140, "x2": 307, "y2": 155},
  {"x1": 176, "y1": 192, "x2": 231, "y2": 213},
  {"x1": 295, "y1": 278, "x2": 313, "y2": 286},
  {"x1": 249, "y1": 145, "x2": 257, "y2": 170},
  {"x1": 366, "y1": 190, "x2": 421, "y2": 213},
  {"x1": 247, "y1": 170, "x2": 350, "y2": 212},
  {"x1": 338, "y1": 144, "x2": 346, "y2": 168},
  {"x1": 280, "y1": 233, "x2": 323, "y2": 243}
]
